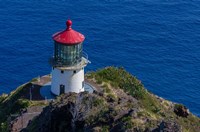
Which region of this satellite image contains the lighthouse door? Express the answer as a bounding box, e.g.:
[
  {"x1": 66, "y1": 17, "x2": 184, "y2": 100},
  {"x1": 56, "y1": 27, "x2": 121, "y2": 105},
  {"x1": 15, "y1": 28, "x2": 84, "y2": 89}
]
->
[{"x1": 60, "y1": 85, "x2": 65, "y2": 95}]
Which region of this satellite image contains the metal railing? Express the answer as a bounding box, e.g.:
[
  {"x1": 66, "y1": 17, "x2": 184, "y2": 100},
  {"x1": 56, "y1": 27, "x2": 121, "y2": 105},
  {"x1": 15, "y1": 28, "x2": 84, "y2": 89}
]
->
[{"x1": 82, "y1": 51, "x2": 88, "y2": 60}]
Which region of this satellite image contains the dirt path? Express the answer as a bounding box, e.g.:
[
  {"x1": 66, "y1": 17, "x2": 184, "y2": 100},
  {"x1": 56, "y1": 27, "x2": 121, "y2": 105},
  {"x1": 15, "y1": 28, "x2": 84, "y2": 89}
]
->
[{"x1": 9, "y1": 106, "x2": 44, "y2": 132}]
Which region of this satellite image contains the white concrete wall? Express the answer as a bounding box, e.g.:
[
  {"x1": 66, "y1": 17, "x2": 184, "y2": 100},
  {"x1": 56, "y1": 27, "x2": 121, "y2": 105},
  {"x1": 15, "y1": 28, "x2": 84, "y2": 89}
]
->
[{"x1": 51, "y1": 68, "x2": 84, "y2": 95}]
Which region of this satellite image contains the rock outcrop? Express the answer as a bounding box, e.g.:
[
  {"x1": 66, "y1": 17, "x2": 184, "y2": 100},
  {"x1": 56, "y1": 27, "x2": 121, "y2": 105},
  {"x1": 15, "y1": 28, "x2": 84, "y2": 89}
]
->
[
  {"x1": 25, "y1": 91, "x2": 140, "y2": 132},
  {"x1": 152, "y1": 121, "x2": 182, "y2": 132},
  {"x1": 174, "y1": 104, "x2": 189, "y2": 117},
  {"x1": 1, "y1": 67, "x2": 199, "y2": 132}
]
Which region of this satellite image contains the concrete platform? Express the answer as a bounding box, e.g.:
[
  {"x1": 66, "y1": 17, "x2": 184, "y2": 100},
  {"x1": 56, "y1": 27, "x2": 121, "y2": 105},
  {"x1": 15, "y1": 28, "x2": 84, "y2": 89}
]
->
[{"x1": 39, "y1": 81, "x2": 95, "y2": 100}]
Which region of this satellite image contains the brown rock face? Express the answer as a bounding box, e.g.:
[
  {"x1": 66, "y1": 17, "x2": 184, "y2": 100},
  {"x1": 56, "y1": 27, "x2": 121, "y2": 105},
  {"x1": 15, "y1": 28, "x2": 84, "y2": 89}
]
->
[
  {"x1": 24, "y1": 91, "x2": 185, "y2": 132},
  {"x1": 174, "y1": 104, "x2": 189, "y2": 117},
  {"x1": 25, "y1": 92, "x2": 139, "y2": 132},
  {"x1": 25, "y1": 92, "x2": 100, "y2": 132},
  {"x1": 150, "y1": 121, "x2": 182, "y2": 132}
]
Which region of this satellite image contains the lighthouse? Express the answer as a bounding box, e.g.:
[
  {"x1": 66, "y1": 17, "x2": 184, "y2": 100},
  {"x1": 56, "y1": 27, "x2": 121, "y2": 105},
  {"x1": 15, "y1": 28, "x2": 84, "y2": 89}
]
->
[{"x1": 50, "y1": 20, "x2": 89, "y2": 95}]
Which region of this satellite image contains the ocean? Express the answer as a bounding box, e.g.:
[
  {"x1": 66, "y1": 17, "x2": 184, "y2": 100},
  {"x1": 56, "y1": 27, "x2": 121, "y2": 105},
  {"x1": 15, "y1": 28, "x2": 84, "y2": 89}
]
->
[{"x1": 0, "y1": 0, "x2": 199, "y2": 116}]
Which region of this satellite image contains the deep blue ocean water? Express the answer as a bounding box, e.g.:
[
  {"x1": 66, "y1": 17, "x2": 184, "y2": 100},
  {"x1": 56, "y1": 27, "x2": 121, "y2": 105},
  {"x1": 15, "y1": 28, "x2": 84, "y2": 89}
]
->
[{"x1": 0, "y1": 0, "x2": 199, "y2": 116}]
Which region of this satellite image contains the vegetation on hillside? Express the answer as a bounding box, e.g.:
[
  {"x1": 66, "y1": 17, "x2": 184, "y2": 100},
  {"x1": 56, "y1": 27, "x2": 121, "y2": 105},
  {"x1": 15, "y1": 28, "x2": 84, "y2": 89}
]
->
[
  {"x1": 0, "y1": 83, "x2": 47, "y2": 131},
  {"x1": 0, "y1": 67, "x2": 199, "y2": 131},
  {"x1": 87, "y1": 67, "x2": 146, "y2": 99},
  {"x1": 86, "y1": 67, "x2": 200, "y2": 131}
]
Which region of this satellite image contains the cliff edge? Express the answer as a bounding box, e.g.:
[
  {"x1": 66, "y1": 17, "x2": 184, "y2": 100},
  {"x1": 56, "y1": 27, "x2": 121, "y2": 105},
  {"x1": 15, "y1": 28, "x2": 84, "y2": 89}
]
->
[{"x1": 0, "y1": 67, "x2": 199, "y2": 132}]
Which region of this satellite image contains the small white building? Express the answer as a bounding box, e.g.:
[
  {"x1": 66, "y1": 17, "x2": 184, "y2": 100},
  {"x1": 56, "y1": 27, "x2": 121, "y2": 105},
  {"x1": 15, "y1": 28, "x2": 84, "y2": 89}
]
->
[{"x1": 50, "y1": 20, "x2": 89, "y2": 95}]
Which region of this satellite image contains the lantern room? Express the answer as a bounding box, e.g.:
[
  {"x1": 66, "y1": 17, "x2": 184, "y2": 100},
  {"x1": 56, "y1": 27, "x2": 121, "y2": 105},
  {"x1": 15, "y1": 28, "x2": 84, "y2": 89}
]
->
[{"x1": 52, "y1": 20, "x2": 85, "y2": 67}]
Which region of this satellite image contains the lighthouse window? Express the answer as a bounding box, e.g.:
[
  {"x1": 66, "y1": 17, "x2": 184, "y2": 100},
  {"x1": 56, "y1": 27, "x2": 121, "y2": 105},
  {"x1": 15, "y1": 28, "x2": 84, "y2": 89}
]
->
[
  {"x1": 82, "y1": 81, "x2": 84, "y2": 88},
  {"x1": 54, "y1": 42, "x2": 83, "y2": 66},
  {"x1": 61, "y1": 70, "x2": 64, "y2": 74}
]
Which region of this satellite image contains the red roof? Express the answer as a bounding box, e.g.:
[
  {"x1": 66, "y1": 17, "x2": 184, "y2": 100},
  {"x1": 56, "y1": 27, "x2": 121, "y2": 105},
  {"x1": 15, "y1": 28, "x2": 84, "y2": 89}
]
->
[{"x1": 52, "y1": 20, "x2": 85, "y2": 45}]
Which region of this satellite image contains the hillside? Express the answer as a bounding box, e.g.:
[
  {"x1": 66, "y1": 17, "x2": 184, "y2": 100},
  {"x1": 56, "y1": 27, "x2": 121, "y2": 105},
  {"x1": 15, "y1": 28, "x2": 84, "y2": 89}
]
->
[{"x1": 0, "y1": 67, "x2": 199, "y2": 132}]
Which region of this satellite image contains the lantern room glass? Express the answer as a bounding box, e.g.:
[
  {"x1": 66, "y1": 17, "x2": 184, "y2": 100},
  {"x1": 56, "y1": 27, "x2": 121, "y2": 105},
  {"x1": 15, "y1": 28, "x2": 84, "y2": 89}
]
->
[{"x1": 54, "y1": 42, "x2": 83, "y2": 66}]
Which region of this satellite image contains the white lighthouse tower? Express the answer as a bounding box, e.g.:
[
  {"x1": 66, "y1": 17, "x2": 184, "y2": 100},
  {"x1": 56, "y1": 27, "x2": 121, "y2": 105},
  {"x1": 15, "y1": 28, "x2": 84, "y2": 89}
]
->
[{"x1": 50, "y1": 20, "x2": 89, "y2": 95}]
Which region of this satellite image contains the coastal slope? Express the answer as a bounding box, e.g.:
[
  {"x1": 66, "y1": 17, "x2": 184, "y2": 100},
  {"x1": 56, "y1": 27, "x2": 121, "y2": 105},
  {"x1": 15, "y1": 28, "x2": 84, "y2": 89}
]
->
[{"x1": 0, "y1": 67, "x2": 199, "y2": 132}]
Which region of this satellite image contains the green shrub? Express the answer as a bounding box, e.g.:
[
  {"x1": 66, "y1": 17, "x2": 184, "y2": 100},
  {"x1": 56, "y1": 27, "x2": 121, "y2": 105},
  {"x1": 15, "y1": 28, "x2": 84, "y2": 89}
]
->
[
  {"x1": 174, "y1": 103, "x2": 184, "y2": 110},
  {"x1": 103, "y1": 87, "x2": 111, "y2": 93},
  {"x1": 10, "y1": 99, "x2": 31, "y2": 114},
  {"x1": 85, "y1": 72, "x2": 95, "y2": 79},
  {"x1": 93, "y1": 98, "x2": 104, "y2": 107},
  {"x1": 102, "y1": 125, "x2": 109, "y2": 132},
  {"x1": 0, "y1": 122, "x2": 8, "y2": 132},
  {"x1": 106, "y1": 93, "x2": 117, "y2": 101},
  {"x1": 159, "y1": 112, "x2": 166, "y2": 117},
  {"x1": 122, "y1": 116, "x2": 132, "y2": 122},
  {"x1": 0, "y1": 97, "x2": 5, "y2": 103},
  {"x1": 94, "y1": 67, "x2": 146, "y2": 99},
  {"x1": 95, "y1": 76, "x2": 103, "y2": 84},
  {"x1": 31, "y1": 78, "x2": 38, "y2": 82},
  {"x1": 152, "y1": 106, "x2": 161, "y2": 113},
  {"x1": 122, "y1": 116, "x2": 133, "y2": 129}
]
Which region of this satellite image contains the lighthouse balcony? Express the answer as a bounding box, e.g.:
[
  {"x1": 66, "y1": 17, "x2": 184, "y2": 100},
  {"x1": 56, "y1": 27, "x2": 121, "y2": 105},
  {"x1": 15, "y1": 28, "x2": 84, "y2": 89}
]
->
[{"x1": 49, "y1": 52, "x2": 90, "y2": 70}]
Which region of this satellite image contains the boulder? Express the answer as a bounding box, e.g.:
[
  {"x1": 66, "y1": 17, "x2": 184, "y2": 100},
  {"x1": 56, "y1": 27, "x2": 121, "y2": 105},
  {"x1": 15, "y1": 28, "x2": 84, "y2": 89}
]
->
[{"x1": 174, "y1": 104, "x2": 189, "y2": 117}]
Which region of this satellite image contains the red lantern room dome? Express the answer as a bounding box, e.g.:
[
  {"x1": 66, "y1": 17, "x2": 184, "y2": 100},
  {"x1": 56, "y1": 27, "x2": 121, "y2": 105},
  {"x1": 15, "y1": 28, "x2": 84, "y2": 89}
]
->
[{"x1": 52, "y1": 20, "x2": 85, "y2": 45}]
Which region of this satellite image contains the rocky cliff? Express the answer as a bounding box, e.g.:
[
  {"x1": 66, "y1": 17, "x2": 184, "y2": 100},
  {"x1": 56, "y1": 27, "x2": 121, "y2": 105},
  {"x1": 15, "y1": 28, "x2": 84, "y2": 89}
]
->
[
  {"x1": 26, "y1": 67, "x2": 199, "y2": 132},
  {"x1": 0, "y1": 67, "x2": 199, "y2": 132}
]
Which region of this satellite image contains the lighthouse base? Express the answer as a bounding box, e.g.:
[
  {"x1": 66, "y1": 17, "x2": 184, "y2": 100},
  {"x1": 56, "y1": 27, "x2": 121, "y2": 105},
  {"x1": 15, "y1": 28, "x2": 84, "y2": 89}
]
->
[{"x1": 51, "y1": 67, "x2": 84, "y2": 95}]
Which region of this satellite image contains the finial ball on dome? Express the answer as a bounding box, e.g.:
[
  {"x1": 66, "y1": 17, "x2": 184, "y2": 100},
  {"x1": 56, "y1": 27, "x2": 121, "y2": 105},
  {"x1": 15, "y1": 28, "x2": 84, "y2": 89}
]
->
[{"x1": 66, "y1": 20, "x2": 72, "y2": 29}]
